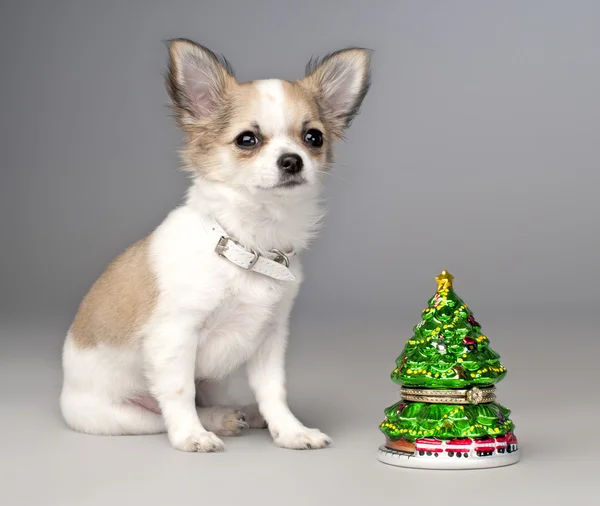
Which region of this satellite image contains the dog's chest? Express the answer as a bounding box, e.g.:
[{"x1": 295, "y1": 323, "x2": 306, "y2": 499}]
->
[{"x1": 195, "y1": 274, "x2": 285, "y2": 379}]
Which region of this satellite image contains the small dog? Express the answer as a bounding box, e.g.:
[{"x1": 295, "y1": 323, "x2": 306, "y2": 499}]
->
[{"x1": 60, "y1": 39, "x2": 371, "y2": 452}]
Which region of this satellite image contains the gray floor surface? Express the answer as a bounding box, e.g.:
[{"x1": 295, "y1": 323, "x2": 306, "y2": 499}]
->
[{"x1": 2, "y1": 317, "x2": 597, "y2": 506}]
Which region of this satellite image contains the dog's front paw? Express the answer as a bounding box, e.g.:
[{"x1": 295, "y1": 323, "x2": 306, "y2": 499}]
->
[
  {"x1": 172, "y1": 430, "x2": 225, "y2": 453},
  {"x1": 274, "y1": 428, "x2": 332, "y2": 450}
]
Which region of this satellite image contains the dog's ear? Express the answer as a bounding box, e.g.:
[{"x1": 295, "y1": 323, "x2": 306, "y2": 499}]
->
[
  {"x1": 165, "y1": 39, "x2": 236, "y2": 126},
  {"x1": 300, "y1": 48, "x2": 372, "y2": 139}
]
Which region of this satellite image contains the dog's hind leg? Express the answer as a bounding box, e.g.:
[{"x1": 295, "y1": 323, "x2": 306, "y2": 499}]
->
[
  {"x1": 196, "y1": 379, "x2": 267, "y2": 431},
  {"x1": 196, "y1": 405, "x2": 249, "y2": 436},
  {"x1": 239, "y1": 403, "x2": 268, "y2": 429},
  {"x1": 60, "y1": 389, "x2": 166, "y2": 435}
]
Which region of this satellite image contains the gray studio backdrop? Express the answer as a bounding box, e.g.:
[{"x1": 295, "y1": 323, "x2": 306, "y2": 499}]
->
[{"x1": 1, "y1": 0, "x2": 599, "y2": 327}]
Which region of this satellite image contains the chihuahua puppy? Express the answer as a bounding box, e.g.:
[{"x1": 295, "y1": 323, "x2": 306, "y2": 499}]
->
[{"x1": 60, "y1": 39, "x2": 371, "y2": 452}]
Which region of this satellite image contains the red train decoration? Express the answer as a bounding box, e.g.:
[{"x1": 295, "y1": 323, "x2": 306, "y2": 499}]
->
[{"x1": 414, "y1": 431, "x2": 518, "y2": 458}]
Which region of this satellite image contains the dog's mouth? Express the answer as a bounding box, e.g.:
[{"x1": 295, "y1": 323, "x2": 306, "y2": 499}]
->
[
  {"x1": 273, "y1": 175, "x2": 308, "y2": 189},
  {"x1": 254, "y1": 175, "x2": 309, "y2": 191},
  {"x1": 275, "y1": 179, "x2": 306, "y2": 189}
]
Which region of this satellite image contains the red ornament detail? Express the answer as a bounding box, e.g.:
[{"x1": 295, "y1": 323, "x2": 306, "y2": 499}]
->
[
  {"x1": 463, "y1": 336, "x2": 477, "y2": 351},
  {"x1": 467, "y1": 314, "x2": 480, "y2": 327},
  {"x1": 433, "y1": 293, "x2": 441, "y2": 307},
  {"x1": 438, "y1": 333, "x2": 444, "y2": 340}
]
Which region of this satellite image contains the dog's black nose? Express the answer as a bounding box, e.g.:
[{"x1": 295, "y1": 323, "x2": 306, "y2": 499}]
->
[{"x1": 277, "y1": 153, "x2": 303, "y2": 174}]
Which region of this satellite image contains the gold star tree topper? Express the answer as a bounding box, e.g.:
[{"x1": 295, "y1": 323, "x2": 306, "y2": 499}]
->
[{"x1": 435, "y1": 270, "x2": 454, "y2": 291}]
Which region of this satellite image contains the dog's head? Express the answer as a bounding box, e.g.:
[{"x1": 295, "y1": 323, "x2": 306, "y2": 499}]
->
[{"x1": 165, "y1": 39, "x2": 371, "y2": 193}]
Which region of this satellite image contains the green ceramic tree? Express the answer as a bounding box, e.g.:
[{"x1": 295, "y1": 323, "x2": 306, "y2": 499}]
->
[{"x1": 379, "y1": 271, "x2": 516, "y2": 444}]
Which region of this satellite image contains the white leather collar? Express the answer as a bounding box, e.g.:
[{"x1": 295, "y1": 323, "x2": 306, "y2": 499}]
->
[{"x1": 209, "y1": 220, "x2": 296, "y2": 282}]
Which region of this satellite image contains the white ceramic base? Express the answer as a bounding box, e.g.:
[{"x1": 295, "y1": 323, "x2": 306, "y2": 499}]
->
[{"x1": 377, "y1": 445, "x2": 520, "y2": 470}]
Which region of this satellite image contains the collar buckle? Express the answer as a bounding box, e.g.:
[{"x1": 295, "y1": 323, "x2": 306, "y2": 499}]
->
[{"x1": 215, "y1": 236, "x2": 260, "y2": 270}]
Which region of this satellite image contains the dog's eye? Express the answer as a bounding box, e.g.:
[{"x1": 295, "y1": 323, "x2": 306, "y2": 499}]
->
[
  {"x1": 303, "y1": 129, "x2": 324, "y2": 148},
  {"x1": 235, "y1": 131, "x2": 259, "y2": 148}
]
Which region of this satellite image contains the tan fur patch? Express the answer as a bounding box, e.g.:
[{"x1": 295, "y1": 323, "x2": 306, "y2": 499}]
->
[
  {"x1": 175, "y1": 76, "x2": 336, "y2": 178},
  {"x1": 281, "y1": 80, "x2": 322, "y2": 132},
  {"x1": 177, "y1": 82, "x2": 259, "y2": 178},
  {"x1": 281, "y1": 81, "x2": 331, "y2": 164},
  {"x1": 71, "y1": 236, "x2": 158, "y2": 348}
]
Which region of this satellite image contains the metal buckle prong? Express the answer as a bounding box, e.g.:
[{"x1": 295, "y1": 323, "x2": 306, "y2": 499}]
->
[
  {"x1": 215, "y1": 236, "x2": 230, "y2": 256},
  {"x1": 270, "y1": 249, "x2": 290, "y2": 268}
]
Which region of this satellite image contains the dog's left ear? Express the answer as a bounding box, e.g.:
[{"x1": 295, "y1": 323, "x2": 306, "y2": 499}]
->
[{"x1": 300, "y1": 48, "x2": 372, "y2": 139}]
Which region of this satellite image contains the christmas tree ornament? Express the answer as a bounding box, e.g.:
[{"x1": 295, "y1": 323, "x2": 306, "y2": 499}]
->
[{"x1": 377, "y1": 270, "x2": 520, "y2": 470}]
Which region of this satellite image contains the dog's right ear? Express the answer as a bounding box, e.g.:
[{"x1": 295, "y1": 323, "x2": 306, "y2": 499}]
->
[{"x1": 165, "y1": 39, "x2": 236, "y2": 126}]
